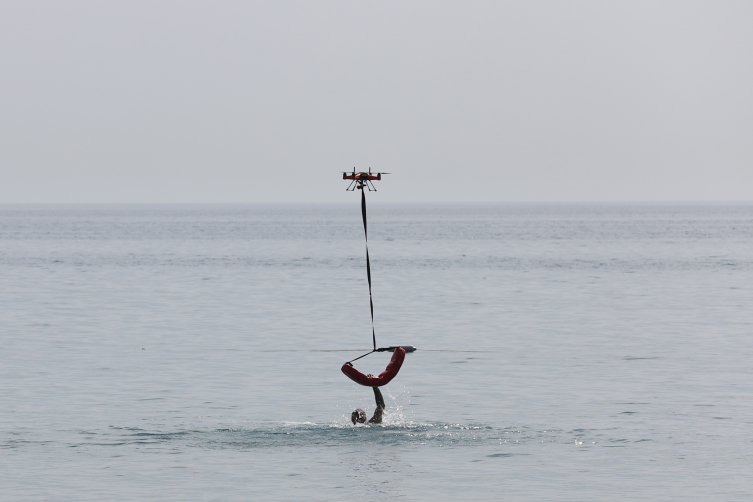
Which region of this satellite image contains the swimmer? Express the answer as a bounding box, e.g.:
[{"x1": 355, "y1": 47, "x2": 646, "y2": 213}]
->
[{"x1": 351, "y1": 386, "x2": 386, "y2": 424}]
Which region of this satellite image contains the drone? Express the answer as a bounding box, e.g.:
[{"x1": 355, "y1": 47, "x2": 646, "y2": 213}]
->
[{"x1": 342, "y1": 167, "x2": 390, "y2": 191}]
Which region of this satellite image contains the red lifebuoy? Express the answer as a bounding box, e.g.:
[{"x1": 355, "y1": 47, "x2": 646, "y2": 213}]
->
[{"x1": 341, "y1": 347, "x2": 406, "y2": 387}]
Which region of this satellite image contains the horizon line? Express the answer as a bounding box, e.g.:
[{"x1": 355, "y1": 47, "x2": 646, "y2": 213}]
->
[{"x1": 2, "y1": 200, "x2": 752, "y2": 206}]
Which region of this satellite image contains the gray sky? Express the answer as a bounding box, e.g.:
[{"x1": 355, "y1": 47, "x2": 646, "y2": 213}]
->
[{"x1": 1, "y1": 1, "x2": 751, "y2": 203}]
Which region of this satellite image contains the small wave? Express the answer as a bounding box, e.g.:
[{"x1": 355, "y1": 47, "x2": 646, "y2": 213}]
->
[
  {"x1": 2, "y1": 423, "x2": 641, "y2": 453},
  {"x1": 76, "y1": 422, "x2": 570, "y2": 451},
  {"x1": 198, "y1": 421, "x2": 494, "y2": 449}
]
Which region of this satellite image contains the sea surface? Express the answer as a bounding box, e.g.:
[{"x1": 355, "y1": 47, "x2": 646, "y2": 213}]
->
[{"x1": 1, "y1": 203, "x2": 752, "y2": 501}]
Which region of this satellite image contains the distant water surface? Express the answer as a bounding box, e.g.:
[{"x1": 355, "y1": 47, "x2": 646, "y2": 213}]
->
[{"x1": 1, "y1": 203, "x2": 752, "y2": 501}]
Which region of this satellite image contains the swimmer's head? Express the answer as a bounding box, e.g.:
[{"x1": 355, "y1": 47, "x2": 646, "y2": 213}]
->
[{"x1": 351, "y1": 409, "x2": 367, "y2": 424}]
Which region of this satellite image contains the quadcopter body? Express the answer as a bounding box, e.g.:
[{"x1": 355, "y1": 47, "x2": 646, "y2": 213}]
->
[{"x1": 342, "y1": 168, "x2": 389, "y2": 191}]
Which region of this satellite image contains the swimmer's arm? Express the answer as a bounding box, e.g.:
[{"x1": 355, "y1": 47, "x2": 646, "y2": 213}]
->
[
  {"x1": 368, "y1": 407, "x2": 383, "y2": 424},
  {"x1": 372, "y1": 387, "x2": 385, "y2": 410},
  {"x1": 369, "y1": 387, "x2": 385, "y2": 423}
]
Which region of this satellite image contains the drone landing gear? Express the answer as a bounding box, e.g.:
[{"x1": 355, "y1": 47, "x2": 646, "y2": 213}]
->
[{"x1": 346, "y1": 179, "x2": 377, "y2": 191}]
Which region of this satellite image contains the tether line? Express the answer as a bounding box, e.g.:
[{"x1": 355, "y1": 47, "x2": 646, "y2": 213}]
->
[
  {"x1": 361, "y1": 188, "x2": 376, "y2": 352},
  {"x1": 344, "y1": 187, "x2": 377, "y2": 365}
]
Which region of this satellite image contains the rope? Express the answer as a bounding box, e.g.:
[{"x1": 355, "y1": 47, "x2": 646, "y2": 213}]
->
[
  {"x1": 345, "y1": 185, "x2": 393, "y2": 364},
  {"x1": 361, "y1": 187, "x2": 376, "y2": 352},
  {"x1": 347, "y1": 349, "x2": 375, "y2": 363}
]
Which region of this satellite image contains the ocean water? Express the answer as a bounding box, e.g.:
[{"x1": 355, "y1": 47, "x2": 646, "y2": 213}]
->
[{"x1": 1, "y1": 202, "x2": 752, "y2": 501}]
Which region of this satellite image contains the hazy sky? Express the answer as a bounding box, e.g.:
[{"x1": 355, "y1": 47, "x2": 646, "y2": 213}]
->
[{"x1": 1, "y1": 1, "x2": 751, "y2": 203}]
